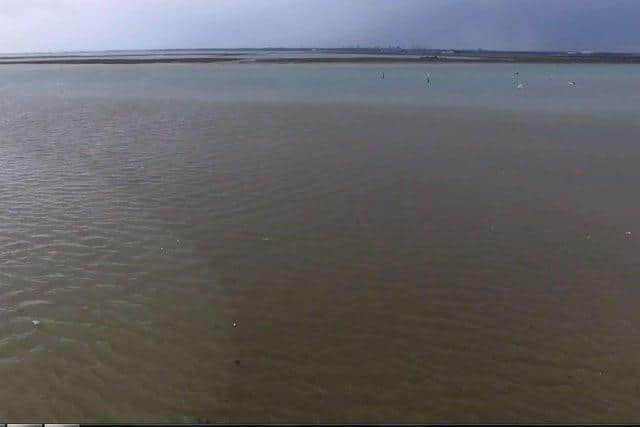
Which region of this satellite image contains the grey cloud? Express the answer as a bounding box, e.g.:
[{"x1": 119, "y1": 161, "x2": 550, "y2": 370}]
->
[{"x1": 0, "y1": 0, "x2": 638, "y2": 53}]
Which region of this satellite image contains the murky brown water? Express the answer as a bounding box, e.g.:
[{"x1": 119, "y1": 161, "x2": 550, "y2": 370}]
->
[{"x1": 1, "y1": 94, "x2": 640, "y2": 422}]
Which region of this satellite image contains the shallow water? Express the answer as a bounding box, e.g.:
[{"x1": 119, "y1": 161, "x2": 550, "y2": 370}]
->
[
  {"x1": 1, "y1": 64, "x2": 640, "y2": 422},
  {"x1": 1, "y1": 62, "x2": 640, "y2": 113}
]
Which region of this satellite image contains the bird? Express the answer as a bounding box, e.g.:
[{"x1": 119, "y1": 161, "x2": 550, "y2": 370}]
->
[
  {"x1": 514, "y1": 71, "x2": 524, "y2": 89},
  {"x1": 568, "y1": 81, "x2": 576, "y2": 86},
  {"x1": 32, "y1": 320, "x2": 40, "y2": 326}
]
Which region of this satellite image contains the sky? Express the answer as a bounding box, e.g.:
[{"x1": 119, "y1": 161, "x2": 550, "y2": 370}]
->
[{"x1": 0, "y1": 0, "x2": 638, "y2": 54}]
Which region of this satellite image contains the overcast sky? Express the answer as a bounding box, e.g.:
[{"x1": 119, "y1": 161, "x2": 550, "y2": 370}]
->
[{"x1": 0, "y1": 0, "x2": 638, "y2": 54}]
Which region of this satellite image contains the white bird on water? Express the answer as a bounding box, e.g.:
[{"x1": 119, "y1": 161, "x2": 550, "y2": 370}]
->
[
  {"x1": 514, "y1": 71, "x2": 525, "y2": 89},
  {"x1": 568, "y1": 81, "x2": 576, "y2": 86}
]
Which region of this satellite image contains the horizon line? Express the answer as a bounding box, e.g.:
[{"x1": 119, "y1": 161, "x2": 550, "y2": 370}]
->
[{"x1": 1, "y1": 47, "x2": 639, "y2": 57}]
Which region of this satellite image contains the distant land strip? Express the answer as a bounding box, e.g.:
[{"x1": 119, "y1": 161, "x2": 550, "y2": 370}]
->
[
  {"x1": 253, "y1": 55, "x2": 640, "y2": 64},
  {"x1": 1, "y1": 50, "x2": 639, "y2": 65},
  {"x1": 0, "y1": 57, "x2": 240, "y2": 64}
]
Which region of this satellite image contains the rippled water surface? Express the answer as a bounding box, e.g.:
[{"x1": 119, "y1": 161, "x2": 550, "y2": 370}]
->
[{"x1": 1, "y1": 64, "x2": 640, "y2": 422}]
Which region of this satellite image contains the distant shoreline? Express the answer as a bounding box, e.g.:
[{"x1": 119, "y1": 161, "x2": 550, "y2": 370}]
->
[
  {"x1": 1, "y1": 48, "x2": 639, "y2": 65},
  {"x1": 0, "y1": 57, "x2": 240, "y2": 65},
  {"x1": 253, "y1": 56, "x2": 640, "y2": 64}
]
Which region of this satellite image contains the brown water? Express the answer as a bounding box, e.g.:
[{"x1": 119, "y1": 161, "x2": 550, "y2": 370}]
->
[{"x1": 1, "y1": 94, "x2": 640, "y2": 422}]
